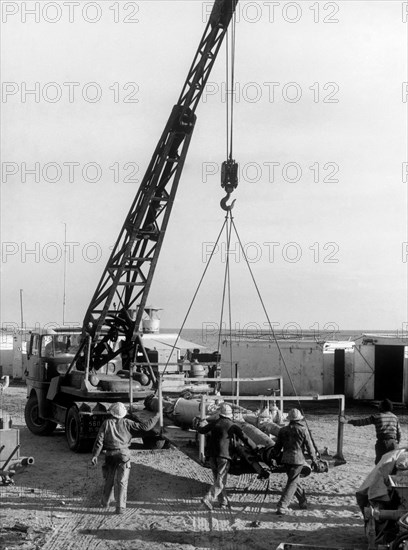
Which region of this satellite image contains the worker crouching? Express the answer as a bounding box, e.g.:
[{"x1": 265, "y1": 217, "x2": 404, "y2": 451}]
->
[
  {"x1": 91, "y1": 402, "x2": 159, "y2": 514},
  {"x1": 273, "y1": 408, "x2": 317, "y2": 516}
]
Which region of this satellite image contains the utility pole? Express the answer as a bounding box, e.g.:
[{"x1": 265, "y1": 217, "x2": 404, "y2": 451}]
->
[
  {"x1": 19, "y1": 289, "x2": 24, "y2": 330},
  {"x1": 62, "y1": 222, "x2": 67, "y2": 326}
]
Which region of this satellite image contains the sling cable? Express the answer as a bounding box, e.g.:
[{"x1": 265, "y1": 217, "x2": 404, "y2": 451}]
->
[{"x1": 214, "y1": 7, "x2": 329, "y2": 472}]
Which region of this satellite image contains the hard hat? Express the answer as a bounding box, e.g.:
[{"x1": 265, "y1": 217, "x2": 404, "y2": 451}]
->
[
  {"x1": 109, "y1": 402, "x2": 127, "y2": 419},
  {"x1": 287, "y1": 408, "x2": 303, "y2": 421},
  {"x1": 219, "y1": 403, "x2": 233, "y2": 419},
  {"x1": 259, "y1": 407, "x2": 272, "y2": 420}
]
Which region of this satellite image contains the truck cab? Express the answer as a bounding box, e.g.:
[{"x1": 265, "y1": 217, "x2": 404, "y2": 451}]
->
[
  {"x1": 24, "y1": 328, "x2": 158, "y2": 451},
  {"x1": 25, "y1": 329, "x2": 82, "y2": 382}
]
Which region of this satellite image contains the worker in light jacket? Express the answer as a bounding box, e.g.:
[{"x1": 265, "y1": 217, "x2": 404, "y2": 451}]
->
[
  {"x1": 348, "y1": 398, "x2": 401, "y2": 464},
  {"x1": 91, "y1": 402, "x2": 159, "y2": 514},
  {"x1": 273, "y1": 408, "x2": 317, "y2": 516}
]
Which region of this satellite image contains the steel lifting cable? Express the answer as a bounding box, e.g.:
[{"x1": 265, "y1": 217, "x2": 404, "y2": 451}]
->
[
  {"x1": 228, "y1": 216, "x2": 318, "y2": 441},
  {"x1": 216, "y1": 210, "x2": 235, "y2": 383},
  {"x1": 216, "y1": 3, "x2": 238, "y2": 378},
  {"x1": 159, "y1": 217, "x2": 229, "y2": 380},
  {"x1": 225, "y1": 5, "x2": 236, "y2": 162},
  {"x1": 220, "y1": 4, "x2": 238, "y2": 212}
]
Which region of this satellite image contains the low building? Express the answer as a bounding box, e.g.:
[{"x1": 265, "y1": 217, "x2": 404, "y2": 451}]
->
[{"x1": 219, "y1": 332, "x2": 408, "y2": 403}]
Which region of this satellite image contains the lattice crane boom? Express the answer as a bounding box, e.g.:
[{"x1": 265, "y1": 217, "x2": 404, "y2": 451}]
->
[{"x1": 78, "y1": 0, "x2": 239, "y2": 370}]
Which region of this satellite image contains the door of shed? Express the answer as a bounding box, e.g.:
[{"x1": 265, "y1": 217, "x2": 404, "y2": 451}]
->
[{"x1": 374, "y1": 345, "x2": 404, "y2": 402}]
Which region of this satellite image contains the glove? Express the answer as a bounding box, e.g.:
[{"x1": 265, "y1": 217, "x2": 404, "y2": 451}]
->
[
  {"x1": 192, "y1": 417, "x2": 205, "y2": 430},
  {"x1": 91, "y1": 456, "x2": 98, "y2": 466},
  {"x1": 348, "y1": 419, "x2": 357, "y2": 426}
]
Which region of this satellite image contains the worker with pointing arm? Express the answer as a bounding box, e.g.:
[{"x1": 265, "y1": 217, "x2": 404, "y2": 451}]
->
[
  {"x1": 348, "y1": 398, "x2": 401, "y2": 464},
  {"x1": 91, "y1": 402, "x2": 160, "y2": 514}
]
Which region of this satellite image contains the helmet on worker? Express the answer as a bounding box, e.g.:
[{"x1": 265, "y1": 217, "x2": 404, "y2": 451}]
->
[
  {"x1": 219, "y1": 403, "x2": 233, "y2": 419},
  {"x1": 109, "y1": 402, "x2": 127, "y2": 419},
  {"x1": 288, "y1": 408, "x2": 303, "y2": 422}
]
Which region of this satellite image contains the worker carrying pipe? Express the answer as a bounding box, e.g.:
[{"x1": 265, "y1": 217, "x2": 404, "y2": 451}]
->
[
  {"x1": 196, "y1": 403, "x2": 250, "y2": 510},
  {"x1": 270, "y1": 408, "x2": 318, "y2": 516}
]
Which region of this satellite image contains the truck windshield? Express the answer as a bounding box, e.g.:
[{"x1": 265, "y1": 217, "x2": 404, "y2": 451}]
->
[{"x1": 41, "y1": 334, "x2": 81, "y2": 358}]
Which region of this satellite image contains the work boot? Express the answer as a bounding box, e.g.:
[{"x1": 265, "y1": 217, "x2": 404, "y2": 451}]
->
[
  {"x1": 298, "y1": 499, "x2": 308, "y2": 510},
  {"x1": 218, "y1": 499, "x2": 230, "y2": 509},
  {"x1": 115, "y1": 507, "x2": 125, "y2": 515},
  {"x1": 298, "y1": 490, "x2": 308, "y2": 509},
  {"x1": 276, "y1": 506, "x2": 290, "y2": 516}
]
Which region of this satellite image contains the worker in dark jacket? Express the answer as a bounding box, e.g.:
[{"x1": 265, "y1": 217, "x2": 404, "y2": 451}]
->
[
  {"x1": 91, "y1": 402, "x2": 159, "y2": 514},
  {"x1": 273, "y1": 408, "x2": 317, "y2": 515},
  {"x1": 348, "y1": 398, "x2": 401, "y2": 464},
  {"x1": 196, "y1": 402, "x2": 244, "y2": 510}
]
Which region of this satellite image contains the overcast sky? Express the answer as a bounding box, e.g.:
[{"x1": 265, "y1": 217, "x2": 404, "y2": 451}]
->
[{"x1": 1, "y1": 0, "x2": 407, "y2": 333}]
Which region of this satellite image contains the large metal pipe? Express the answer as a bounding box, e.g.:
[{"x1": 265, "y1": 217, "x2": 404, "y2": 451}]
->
[
  {"x1": 21, "y1": 456, "x2": 35, "y2": 466},
  {"x1": 239, "y1": 422, "x2": 276, "y2": 447},
  {"x1": 1, "y1": 456, "x2": 35, "y2": 481},
  {"x1": 233, "y1": 444, "x2": 270, "y2": 479}
]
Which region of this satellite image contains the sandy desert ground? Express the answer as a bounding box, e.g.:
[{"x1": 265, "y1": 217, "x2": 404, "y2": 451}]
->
[{"x1": 1, "y1": 382, "x2": 406, "y2": 550}]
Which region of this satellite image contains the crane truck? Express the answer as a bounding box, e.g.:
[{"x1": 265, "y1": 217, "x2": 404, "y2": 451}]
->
[{"x1": 24, "y1": 0, "x2": 239, "y2": 452}]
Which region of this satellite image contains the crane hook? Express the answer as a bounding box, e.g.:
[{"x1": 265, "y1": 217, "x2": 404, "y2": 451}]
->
[{"x1": 220, "y1": 192, "x2": 236, "y2": 211}]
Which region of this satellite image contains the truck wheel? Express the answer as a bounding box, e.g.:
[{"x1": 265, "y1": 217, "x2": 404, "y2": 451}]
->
[
  {"x1": 392, "y1": 533, "x2": 408, "y2": 550},
  {"x1": 66, "y1": 406, "x2": 92, "y2": 453},
  {"x1": 24, "y1": 395, "x2": 57, "y2": 436}
]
